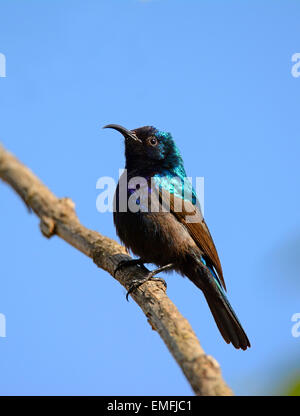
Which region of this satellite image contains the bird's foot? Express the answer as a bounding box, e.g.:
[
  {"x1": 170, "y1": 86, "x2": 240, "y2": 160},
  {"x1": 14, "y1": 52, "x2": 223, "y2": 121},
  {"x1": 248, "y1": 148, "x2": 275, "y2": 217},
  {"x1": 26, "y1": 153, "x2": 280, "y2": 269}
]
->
[
  {"x1": 126, "y1": 276, "x2": 167, "y2": 301},
  {"x1": 114, "y1": 258, "x2": 147, "y2": 277},
  {"x1": 126, "y1": 263, "x2": 174, "y2": 301}
]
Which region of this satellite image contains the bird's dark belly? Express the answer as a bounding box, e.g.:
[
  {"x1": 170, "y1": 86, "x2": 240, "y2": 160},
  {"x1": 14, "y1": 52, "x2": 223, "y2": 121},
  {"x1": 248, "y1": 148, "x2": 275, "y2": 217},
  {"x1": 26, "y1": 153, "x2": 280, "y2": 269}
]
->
[{"x1": 113, "y1": 210, "x2": 198, "y2": 267}]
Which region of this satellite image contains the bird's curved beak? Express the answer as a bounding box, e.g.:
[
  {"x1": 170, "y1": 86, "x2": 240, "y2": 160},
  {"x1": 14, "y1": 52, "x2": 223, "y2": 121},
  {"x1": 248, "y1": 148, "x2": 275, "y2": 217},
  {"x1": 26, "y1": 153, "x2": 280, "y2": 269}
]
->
[{"x1": 103, "y1": 124, "x2": 142, "y2": 143}]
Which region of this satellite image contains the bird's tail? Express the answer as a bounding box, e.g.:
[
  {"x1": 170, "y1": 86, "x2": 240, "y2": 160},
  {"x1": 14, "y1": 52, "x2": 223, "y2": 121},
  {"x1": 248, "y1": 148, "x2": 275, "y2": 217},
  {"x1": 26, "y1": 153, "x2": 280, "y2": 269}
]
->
[{"x1": 191, "y1": 260, "x2": 250, "y2": 350}]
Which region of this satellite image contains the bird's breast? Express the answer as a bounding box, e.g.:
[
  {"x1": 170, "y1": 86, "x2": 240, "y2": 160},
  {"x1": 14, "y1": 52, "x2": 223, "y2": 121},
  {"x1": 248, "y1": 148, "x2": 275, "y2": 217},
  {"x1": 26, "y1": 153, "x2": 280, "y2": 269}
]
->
[{"x1": 113, "y1": 209, "x2": 198, "y2": 267}]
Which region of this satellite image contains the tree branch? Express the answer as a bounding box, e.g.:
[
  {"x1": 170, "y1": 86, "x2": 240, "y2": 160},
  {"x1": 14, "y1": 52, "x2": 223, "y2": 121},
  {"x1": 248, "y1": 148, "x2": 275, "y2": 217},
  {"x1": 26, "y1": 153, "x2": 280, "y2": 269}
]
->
[{"x1": 0, "y1": 143, "x2": 233, "y2": 396}]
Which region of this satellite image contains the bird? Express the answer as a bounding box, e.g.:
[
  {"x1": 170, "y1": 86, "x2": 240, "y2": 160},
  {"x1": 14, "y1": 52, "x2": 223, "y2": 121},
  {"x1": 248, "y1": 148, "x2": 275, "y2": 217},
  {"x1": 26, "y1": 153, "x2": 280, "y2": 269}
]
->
[{"x1": 103, "y1": 124, "x2": 250, "y2": 350}]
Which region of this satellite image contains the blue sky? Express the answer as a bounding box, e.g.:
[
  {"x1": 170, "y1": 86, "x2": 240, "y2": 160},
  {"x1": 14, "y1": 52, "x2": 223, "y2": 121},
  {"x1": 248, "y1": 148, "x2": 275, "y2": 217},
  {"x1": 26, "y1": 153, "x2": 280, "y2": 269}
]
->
[{"x1": 0, "y1": 0, "x2": 300, "y2": 395}]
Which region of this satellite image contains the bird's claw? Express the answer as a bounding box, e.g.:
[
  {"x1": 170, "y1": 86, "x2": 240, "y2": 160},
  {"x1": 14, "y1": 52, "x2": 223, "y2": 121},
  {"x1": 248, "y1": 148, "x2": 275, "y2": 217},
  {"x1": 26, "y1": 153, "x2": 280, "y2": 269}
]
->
[
  {"x1": 114, "y1": 259, "x2": 147, "y2": 278},
  {"x1": 114, "y1": 260, "x2": 128, "y2": 277},
  {"x1": 126, "y1": 276, "x2": 167, "y2": 301}
]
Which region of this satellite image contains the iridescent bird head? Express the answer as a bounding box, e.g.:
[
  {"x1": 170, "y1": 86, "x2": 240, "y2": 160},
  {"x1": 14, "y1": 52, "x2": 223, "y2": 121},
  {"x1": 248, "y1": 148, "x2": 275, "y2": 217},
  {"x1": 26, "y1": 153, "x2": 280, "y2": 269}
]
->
[{"x1": 103, "y1": 124, "x2": 184, "y2": 172}]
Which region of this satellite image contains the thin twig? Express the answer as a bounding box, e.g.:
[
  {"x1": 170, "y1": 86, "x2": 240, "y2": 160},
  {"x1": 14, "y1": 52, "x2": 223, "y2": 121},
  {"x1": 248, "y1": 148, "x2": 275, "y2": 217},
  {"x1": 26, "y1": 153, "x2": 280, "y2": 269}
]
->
[{"x1": 0, "y1": 144, "x2": 233, "y2": 396}]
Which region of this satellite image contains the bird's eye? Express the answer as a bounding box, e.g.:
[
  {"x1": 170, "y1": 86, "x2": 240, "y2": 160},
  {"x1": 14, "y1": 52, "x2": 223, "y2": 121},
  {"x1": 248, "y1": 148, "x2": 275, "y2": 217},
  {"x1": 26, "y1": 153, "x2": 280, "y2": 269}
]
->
[{"x1": 148, "y1": 137, "x2": 158, "y2": 146}]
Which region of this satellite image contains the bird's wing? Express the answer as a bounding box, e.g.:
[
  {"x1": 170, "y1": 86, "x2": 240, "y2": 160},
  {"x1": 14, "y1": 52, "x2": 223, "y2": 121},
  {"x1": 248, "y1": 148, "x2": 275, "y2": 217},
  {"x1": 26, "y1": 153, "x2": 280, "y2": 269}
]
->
[{"x1": 157, "y1": 184, "x2": 226, "y2": 290}]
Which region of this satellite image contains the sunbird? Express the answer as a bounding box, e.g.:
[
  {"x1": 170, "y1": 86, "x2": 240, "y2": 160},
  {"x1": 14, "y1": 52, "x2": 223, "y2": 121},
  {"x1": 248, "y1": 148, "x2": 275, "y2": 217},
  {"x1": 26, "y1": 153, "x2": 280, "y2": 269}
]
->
[{"x1": 104, "y1": 124, "x2": 250, "y2": 350}]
